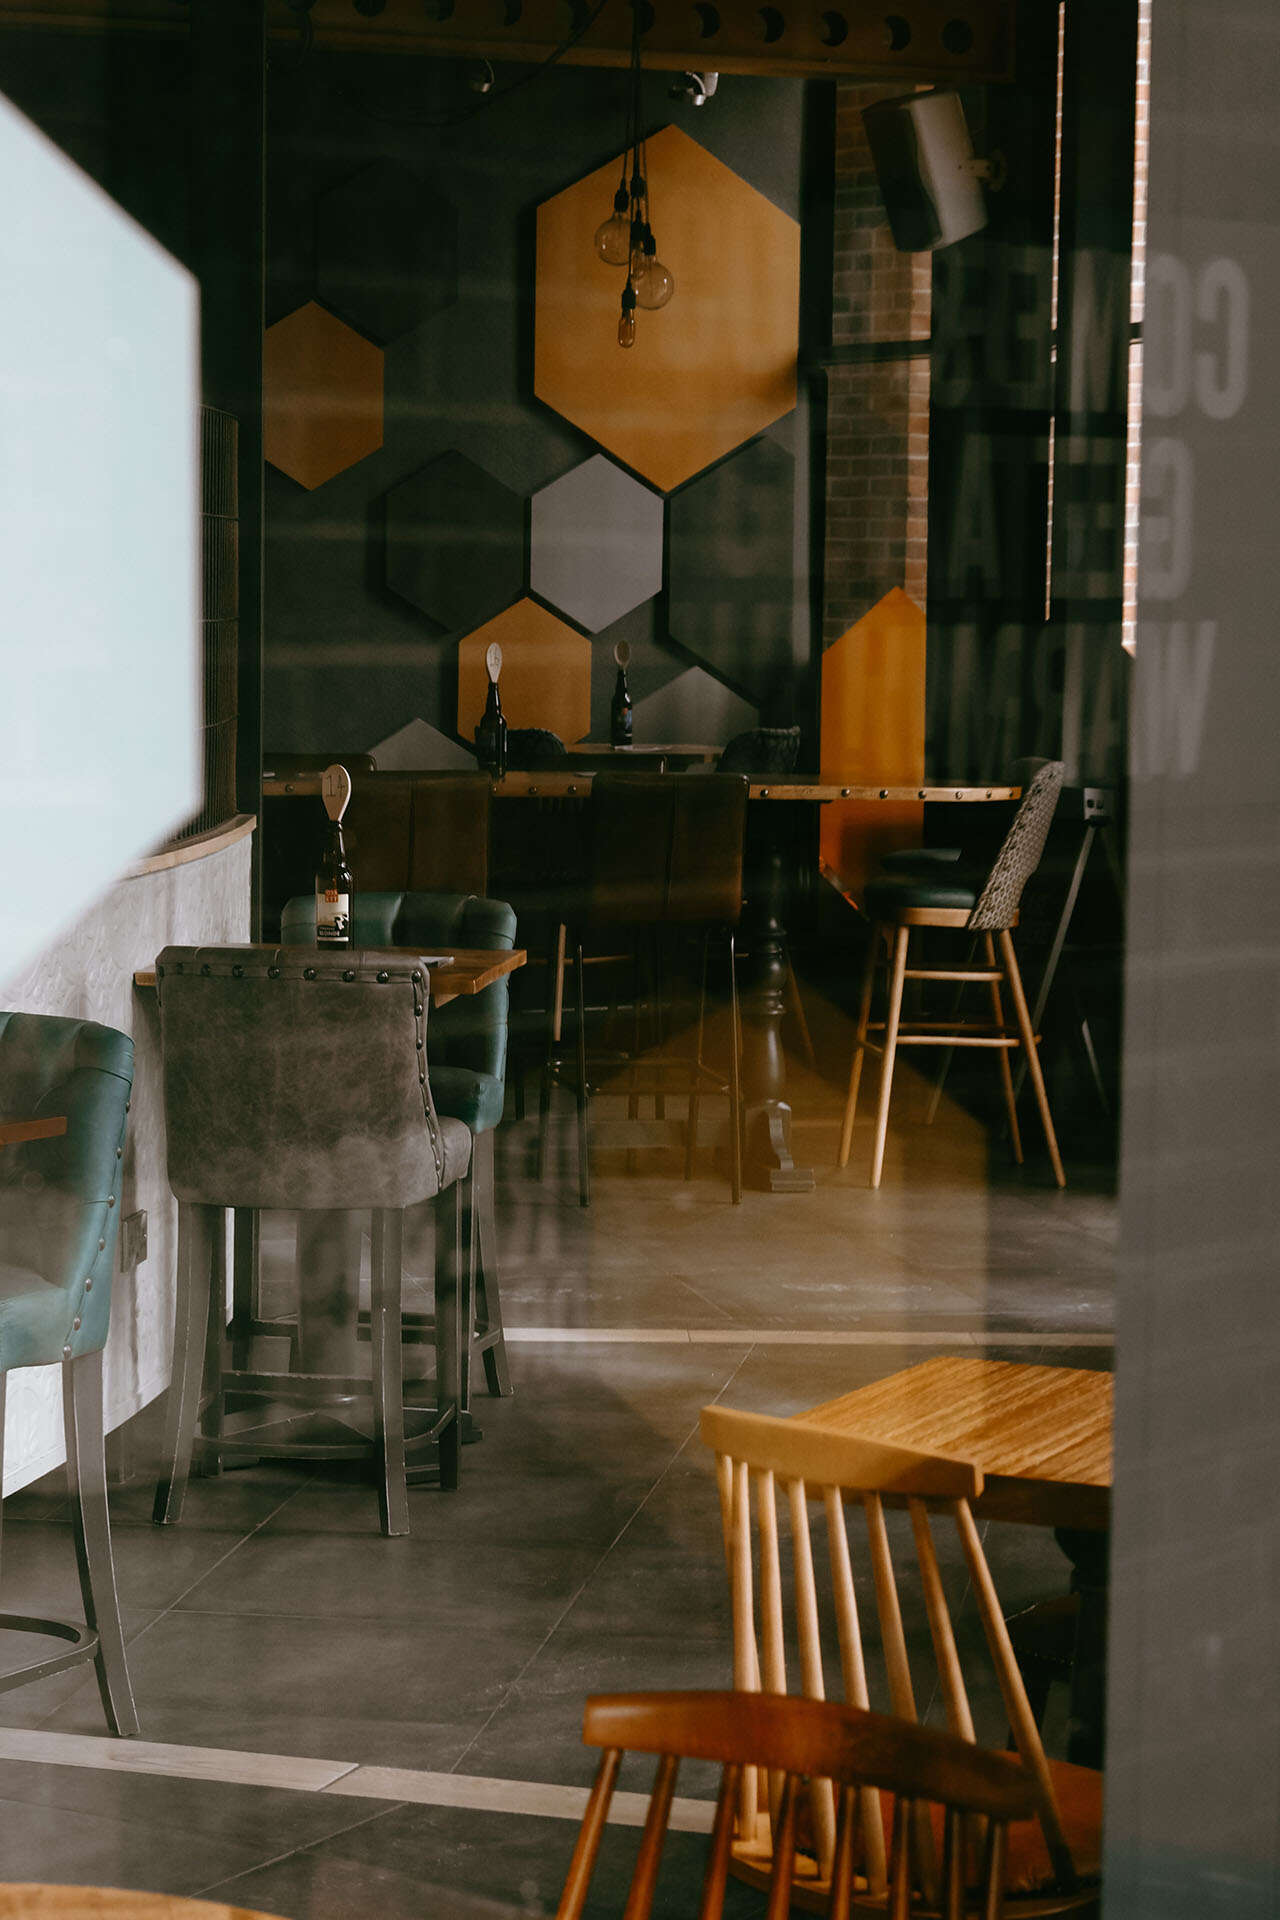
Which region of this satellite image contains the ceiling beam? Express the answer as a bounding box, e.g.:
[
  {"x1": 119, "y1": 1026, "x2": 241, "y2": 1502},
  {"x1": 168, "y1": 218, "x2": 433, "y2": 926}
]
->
[{"x1": 0, "y1": 0, "x2": 1016, "y2": 83}]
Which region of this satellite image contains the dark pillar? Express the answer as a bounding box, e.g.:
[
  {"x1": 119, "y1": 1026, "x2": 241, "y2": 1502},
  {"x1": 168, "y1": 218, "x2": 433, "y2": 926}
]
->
[{"x1": 190, "y1": 0, "x2": 266, "y2": 934}]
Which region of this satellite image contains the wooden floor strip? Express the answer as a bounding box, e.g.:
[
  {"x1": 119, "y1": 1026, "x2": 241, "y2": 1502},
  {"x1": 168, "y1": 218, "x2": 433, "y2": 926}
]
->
[{"x1": 0, "y1": 1728, "x2": 713, "y2": 1830}]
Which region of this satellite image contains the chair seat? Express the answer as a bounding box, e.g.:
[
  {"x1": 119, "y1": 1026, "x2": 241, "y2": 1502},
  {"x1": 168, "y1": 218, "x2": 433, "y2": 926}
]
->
[
  {"x1": 864, "y1": 870, "x2": 981, "y2": 916},
  {"x1": 879, "y1": 845, "x2": 963, "y2": 872},
  {"x1": 430, "y1": 1065, "x2": 504, "y2": 1135},
  {"x1": 0, "y1": 1260, "x2": 76, "y2": 1371}
]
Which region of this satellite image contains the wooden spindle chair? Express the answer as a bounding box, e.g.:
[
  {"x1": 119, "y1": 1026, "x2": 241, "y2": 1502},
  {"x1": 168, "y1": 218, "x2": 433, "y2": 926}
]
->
[
  {"x1": 699, "y1": 1407, "x2": 1102, "y2": 1915},
  {"x1": 558, "y1": 1690, "x2": 1038, "y2": 1920}
]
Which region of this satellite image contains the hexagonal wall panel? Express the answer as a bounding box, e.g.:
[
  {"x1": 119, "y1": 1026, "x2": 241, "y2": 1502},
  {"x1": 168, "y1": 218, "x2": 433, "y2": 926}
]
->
[
  {"x1": 264, "y1": 302, "x2": 384, "y2": 491},
  {"x1": 668, "y1": 436, "x2": 796, "y2": 704},
  {"x1": 457, "y1": 600, "x2": 591, "y2": 746},
  {"x1": 535, "y1": 125, "x2": 799, "y2": 494},
  {"x1": 385, "y1": 452, "x2": 524, "y2": 633},
  {"x1": 531, "y1": 455, "x2": 663, "y2": 633},
  {"x1": 318, "y1": 160, "x2": 458, "y2": 345},
  {"x1": 632, "y1": 668, "x2": 757, "y2": 749}
]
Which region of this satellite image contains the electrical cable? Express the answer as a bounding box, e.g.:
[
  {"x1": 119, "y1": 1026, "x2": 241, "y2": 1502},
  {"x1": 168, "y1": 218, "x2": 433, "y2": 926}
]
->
[{"x1": 280, "y1": 0, "x2": 618, "y2": 131}]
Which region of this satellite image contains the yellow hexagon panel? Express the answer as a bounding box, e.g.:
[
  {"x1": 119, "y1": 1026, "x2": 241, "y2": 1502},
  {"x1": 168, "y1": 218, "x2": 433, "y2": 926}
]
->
[
  {"x1": 457, "y1": 599, "x2": 592, "y2": 746},
  {"x1": 820, "y1": 588, "x2": 926, "y2": 899},
  {"x1": 264, "y1": 301, "x2": 384, "y2": 490},
  {"x1": 535, "y1": 126, "x2": 799, "y2": 494}
]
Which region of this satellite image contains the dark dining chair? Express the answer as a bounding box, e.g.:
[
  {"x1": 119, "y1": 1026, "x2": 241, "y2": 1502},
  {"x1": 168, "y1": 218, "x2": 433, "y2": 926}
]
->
[
  {"x1": 152, "y1": 945, "x2": 472, "y2": 1536},
  {"x1": 0, "y1": 1011, "x2": 138, "y2": 1734},
  {"x1": 281, "y1": 890, "x2": 516, "y2": 1404},
  {"x1": 540, "y1": 772, "x2": 748, "y2": 1206},
  {"x1": 560, "y1": 1690, "x2": 1040, "y2": 1920}
]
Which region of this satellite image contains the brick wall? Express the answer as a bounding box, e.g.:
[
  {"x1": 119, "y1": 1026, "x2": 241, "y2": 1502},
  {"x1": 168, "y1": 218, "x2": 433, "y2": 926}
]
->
[
  {"x1": 823, "y1": 82, "x2": 932, "y2": 643},
  {"x1": 1122, "y1": 0, "x2": 1152, "y2": 650}
]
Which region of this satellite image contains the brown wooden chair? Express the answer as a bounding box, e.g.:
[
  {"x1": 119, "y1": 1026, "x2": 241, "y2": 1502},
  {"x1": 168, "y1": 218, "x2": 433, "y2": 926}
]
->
[
  {"x1": 837, "y1": 762, "x2": 1066, "y2": 1189},
  {"x1": 540, "y1": 773, "x2": 748, "y2": 1206},
  {"x1": 560, "y1": 1690, "x2": 1039, "y2": 1920},
  {"x1": 698, "y1": 1406, "x2": 1101, "y2": 1915}
]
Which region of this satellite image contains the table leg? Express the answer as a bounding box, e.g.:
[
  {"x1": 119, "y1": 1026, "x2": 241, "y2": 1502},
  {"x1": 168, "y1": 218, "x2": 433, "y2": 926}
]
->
[
  {"x1": 296, "y1": 1210, "x2": 364, "y2": 1375},
  {"x1": 1055, "y1": 1525, "x2": 1109, "y2": 1769},
  {"x1": 741, "y1": 838, "x2": 814, "y2": 1193}
]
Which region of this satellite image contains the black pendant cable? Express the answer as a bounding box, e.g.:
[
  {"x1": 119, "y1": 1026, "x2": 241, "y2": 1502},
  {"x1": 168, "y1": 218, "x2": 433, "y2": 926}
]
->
[{"x1": 592, "y1": 0, "x2": 674, "y2": 348}]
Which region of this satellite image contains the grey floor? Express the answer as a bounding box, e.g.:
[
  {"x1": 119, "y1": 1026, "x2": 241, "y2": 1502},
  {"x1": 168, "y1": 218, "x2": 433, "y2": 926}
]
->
[{"x1": 0, "y1": 1047, "x2": 1115, "y2": 1917}]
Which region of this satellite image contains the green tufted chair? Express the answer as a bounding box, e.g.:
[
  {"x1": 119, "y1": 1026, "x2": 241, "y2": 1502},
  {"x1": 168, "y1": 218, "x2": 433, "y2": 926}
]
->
[
  {"x1": 281, "y1": 891, "x2": 515, "y2": 1404},
  {"x1": 0, "y1": 1011, "x2": 138, "y2": 1734}
]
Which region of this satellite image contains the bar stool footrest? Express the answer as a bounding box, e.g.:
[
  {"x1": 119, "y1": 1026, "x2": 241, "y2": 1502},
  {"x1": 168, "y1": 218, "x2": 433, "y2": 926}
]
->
[{"x1": 0, "y1": 1612, "x2": 100, "y2": 1694}]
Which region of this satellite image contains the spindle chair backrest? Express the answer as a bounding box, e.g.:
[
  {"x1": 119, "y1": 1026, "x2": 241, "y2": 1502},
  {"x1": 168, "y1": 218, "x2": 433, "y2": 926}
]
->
[
  {"x1": 699, "y1": 1405, "x2": 1089, "y2": 1911},
  {"x1": 558, "y1": 1690, "x2": 1038, "y2": 1920}
]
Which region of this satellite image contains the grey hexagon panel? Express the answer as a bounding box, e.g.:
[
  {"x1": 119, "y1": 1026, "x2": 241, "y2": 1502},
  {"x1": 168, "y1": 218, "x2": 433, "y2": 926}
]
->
[
  {"x1": 530, "y1": 455, "x2": 664, "y2": 633},
  {"x1": 317, "y1": 160, "x2": 458, "y2": 345},
  {"x1": 667, "y1": 436, "x2": 796, "y2": 704},
  {"x1": 385, "y1": 452, "x2": 524, "y2": 632},
  {"x1": 632, "y1": 667, "x2": 757, "y2": 748},
  {"x1": 369, "y1": 718, "x2": 476, "y2": 770}
]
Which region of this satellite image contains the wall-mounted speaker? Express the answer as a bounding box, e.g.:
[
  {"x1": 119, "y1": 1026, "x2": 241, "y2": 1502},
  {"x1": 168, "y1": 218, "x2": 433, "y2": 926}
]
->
[{"x1": 862, "y1": 89, "x2": 988, "y2": 252}]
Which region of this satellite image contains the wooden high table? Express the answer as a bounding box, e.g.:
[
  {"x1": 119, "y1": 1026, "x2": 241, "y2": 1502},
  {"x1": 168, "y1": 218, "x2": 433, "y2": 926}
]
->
[
  {"x1": 797, "y1": 1354, "x2": 1112, "y2": 1763},
  {"x1": 263, "y1": 771, "x2": 1018, "y2": 1192}
]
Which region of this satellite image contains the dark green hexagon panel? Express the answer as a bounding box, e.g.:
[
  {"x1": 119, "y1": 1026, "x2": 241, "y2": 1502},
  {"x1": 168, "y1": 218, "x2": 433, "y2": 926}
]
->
[
  {"x1": 667, "y1": 436, "x2": 796, "y2": 705},
  {"x1": 385, "y1": 451, "x2": 524, "y2": 632},
  {"x1": 317, "y1": 160, "x2": 458, "y2": 346}
]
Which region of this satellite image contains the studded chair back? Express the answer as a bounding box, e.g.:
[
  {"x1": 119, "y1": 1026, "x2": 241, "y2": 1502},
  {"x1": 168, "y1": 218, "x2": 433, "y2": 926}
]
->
[
  {"x1": 507, "y1": 728, "x2": 568, "y2": 769},
  {"x1": 280, "y1": 890, "x2": 517, "y2": 1093},
  {"x1": 157, "y1": 946, "x2": 469, "y2": 1213},
  {"x1": 717, "y1": 726, "x2": 802, "y2": 776},
  {"x1": 968, "y1": 761, "x2": 1064, "y2": 932},
  {"x1": 587, "y1": 773, "x2": 748, "y2": 928}
]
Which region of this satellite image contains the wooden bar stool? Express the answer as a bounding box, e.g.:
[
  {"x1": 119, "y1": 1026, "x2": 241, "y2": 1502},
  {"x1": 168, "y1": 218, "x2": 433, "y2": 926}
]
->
[{"x1": 838, "y1": 762, "x2": 1067, "y2": 1189}]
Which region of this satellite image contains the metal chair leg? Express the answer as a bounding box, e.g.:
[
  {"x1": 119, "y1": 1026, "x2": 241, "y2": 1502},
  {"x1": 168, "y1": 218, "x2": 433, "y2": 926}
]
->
[
  {"x1": 472, "y1": 1130, "x2": 512, "y2": 1397},
  {"x1": 575, "y1": 939, "x2": 591, "y2": 1207},
  {"x1": 685, "y1": 932, "x2": 710, "y2": 1182},
  {"x1": 434, "y1": 1182, "x2": 463, "y2": 1491},
  {"x1": 728, "y1": 930, "x2": 743, "y2": 1205},
  {"x1": 65, "y1": 1351, "x2": 138, "y2": 1736},
  {"x1": 153, "y1": 1201, "x2": 216, "y2": 1526},
  {"x1": 371, "y1": 1208, "x2": 409, "y2": 1537}
]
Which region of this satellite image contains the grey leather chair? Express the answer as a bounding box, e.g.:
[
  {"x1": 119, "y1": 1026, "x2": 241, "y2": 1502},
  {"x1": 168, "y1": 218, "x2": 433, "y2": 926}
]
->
[{"x1": 151, "y1": 946, "x2": 471, "y2": 1536}]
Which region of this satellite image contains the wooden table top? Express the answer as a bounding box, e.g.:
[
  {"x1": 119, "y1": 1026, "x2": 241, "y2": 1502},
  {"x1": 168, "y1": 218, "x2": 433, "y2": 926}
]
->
[
  {"x1": 0, "y1": 1890, "x2": 285, "y2": 1919},
  {"x1": 133, "y1": 949, "x2": 525, "y2": 1010},
  {"x1": 797, "y1": 1355, "x2": 1113, "y2": 1532},
  {"x1": 0, "y1": 1116, "x2": 66, "y2": 1148},
  {"x1": 263, "y1": 772, "x2": 1020, "y2": 805}
]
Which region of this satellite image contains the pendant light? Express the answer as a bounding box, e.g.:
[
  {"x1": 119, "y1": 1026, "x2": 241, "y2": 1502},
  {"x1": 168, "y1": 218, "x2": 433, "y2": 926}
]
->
[{"x1": 594, "y1": 0, "x2": 674, "y2": 347}]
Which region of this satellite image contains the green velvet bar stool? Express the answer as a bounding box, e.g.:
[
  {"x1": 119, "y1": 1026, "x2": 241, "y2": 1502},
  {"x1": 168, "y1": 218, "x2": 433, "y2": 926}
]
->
[
  {"x1": 0, "y1": 1011, "x2": 138, "y2": 1734},
  {"x1": 281, "y1": 892, "x2": 515, "y2": 1405}
]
